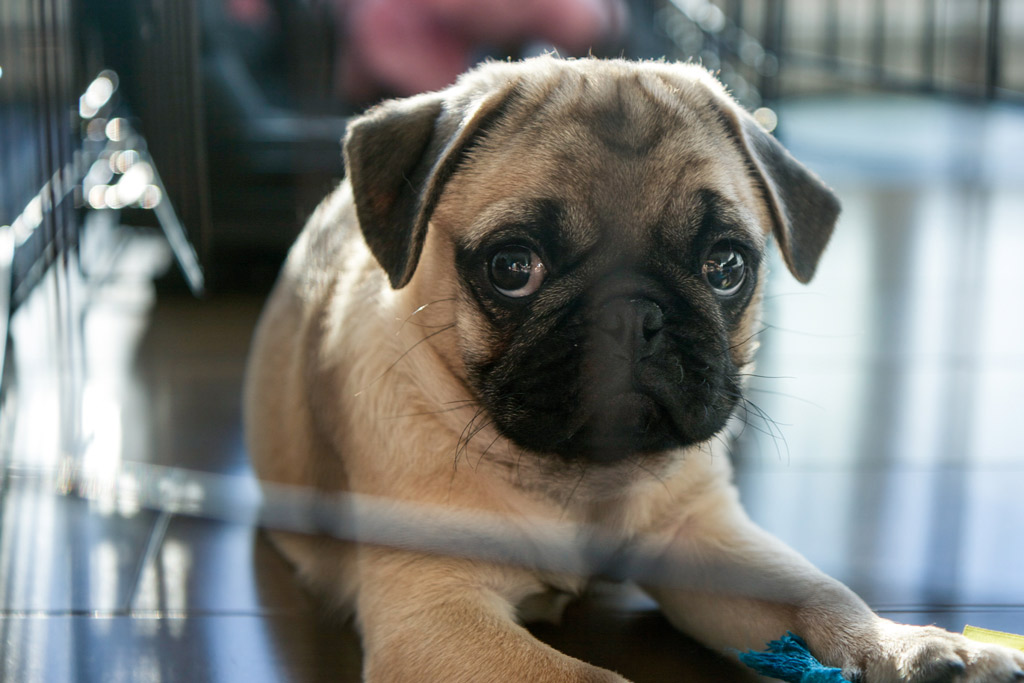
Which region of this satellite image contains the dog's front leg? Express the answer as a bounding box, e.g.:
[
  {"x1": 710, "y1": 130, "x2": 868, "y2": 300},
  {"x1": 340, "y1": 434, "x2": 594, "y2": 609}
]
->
[
  {"x1": 355, "y1": 547, "x2": 628, "y2": 683},
  {"x1": 642, "y1": 489, "x2": 1024, "y2": 682}
]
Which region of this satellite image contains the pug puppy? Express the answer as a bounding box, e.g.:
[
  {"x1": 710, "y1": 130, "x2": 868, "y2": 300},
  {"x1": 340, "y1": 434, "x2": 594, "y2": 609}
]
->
[{"x1": 244, "y1": 56, "x2": 1024, "y2": 682}]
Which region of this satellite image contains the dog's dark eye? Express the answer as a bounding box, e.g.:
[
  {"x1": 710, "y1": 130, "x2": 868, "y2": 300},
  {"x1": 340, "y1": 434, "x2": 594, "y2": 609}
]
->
[
  {"x1": 489, "y1": 246, "x2": 546, "y2": 298},
  {"x1": 702, "y1": 244, "x2": 746, "y2": 296}
]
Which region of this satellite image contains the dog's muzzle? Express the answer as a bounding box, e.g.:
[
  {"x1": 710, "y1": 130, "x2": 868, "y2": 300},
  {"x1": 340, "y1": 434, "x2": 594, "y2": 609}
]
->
[{"x1": 558, "y1": 292, "x2": 698, "y2": 461}]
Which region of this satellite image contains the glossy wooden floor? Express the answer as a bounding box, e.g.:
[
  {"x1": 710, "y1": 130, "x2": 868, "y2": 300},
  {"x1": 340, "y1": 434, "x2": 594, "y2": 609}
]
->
[{"x1": 2, "y1": 96, "x2": 1023, "y2": 681}]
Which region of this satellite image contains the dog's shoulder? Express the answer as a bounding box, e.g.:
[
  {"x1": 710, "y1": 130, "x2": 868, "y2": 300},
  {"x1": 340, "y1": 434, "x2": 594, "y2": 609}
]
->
[{"x1": 278, "y1": 182, "x2": 386, "y2": 306}]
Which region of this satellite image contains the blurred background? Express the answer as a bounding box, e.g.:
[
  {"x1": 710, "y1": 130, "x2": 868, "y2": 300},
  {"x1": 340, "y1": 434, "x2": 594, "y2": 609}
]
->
[{"x1": 1, "y1": 1, "x2": 1023, "y2": 681}]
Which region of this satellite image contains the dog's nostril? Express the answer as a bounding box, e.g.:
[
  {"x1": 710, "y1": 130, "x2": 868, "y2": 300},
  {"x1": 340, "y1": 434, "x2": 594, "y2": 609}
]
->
[{"x1": 634, "y1": 298, "x2": 664, "y2": 341}]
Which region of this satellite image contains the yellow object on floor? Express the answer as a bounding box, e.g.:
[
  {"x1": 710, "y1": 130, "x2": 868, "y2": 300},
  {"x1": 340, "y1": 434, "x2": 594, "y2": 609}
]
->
[{"x1": 963, "y1": 626, "x2": 1024, "y2": 652}]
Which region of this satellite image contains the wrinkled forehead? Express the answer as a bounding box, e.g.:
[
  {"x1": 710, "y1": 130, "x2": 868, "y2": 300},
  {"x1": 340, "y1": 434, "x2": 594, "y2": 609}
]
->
[{"x1": 435, "y1": 70, "x2": 767, "y2": 254}]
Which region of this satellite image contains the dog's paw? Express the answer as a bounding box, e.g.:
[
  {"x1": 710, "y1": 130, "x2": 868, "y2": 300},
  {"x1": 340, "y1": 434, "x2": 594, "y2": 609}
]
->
[{"x1": 848, "y1": 623, "x2": 1024, "y2": 683}]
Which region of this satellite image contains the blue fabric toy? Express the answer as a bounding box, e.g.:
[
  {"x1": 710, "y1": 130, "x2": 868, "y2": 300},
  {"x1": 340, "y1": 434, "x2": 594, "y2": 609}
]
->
[{"x1": 739, "y1": 632, "x2": 849, "y2": 682}]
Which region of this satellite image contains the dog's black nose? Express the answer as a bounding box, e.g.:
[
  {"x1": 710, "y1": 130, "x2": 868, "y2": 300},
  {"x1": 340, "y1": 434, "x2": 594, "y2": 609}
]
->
[{"x1": 596, "y1": 297, "x2": 664, "y2": 357}]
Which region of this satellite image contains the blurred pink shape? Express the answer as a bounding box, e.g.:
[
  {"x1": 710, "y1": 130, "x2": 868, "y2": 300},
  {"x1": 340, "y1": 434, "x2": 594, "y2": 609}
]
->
[
  {"x1": 339, "y1": 0, "x2": 628, "y2": 100},
  {"x1": 226, "y1": 0, "x2": 274, "y2": 26}
]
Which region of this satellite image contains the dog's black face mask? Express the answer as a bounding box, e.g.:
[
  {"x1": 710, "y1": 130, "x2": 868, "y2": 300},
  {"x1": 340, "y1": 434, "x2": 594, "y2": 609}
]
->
[
  {"x1": 455, "y1": 194, "x2": 762, "y2": 464},
  {"x1": 342, "y1": 60, "x2": 839, "y2": 467}
]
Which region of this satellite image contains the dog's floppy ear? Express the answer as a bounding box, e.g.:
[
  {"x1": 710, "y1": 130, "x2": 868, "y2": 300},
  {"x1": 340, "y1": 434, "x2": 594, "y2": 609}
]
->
[
  {"x1": 344, "y1": 84, "x2": 516, "y2": 289},
  {"x1": 717, "y1": 104, "x2": 840, "y2": 284}
]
